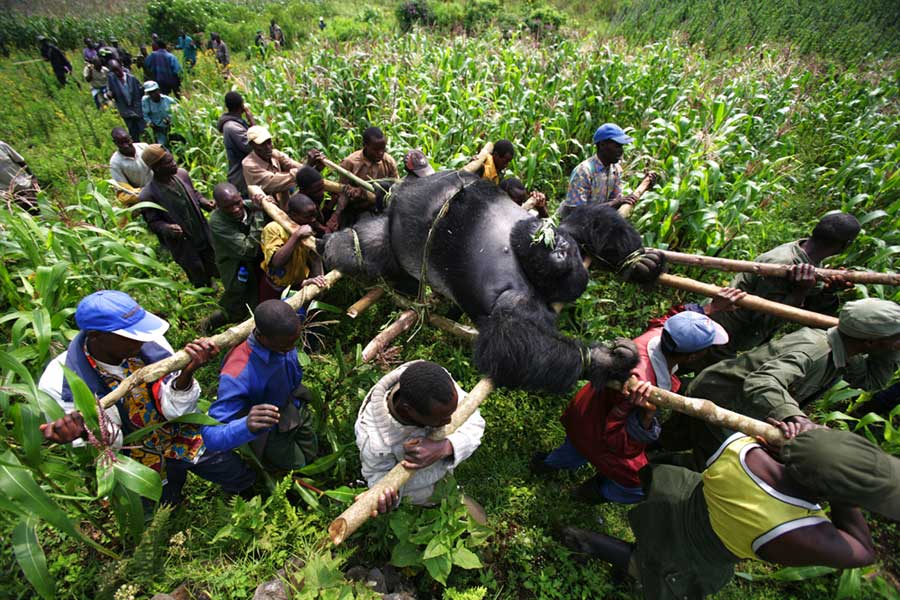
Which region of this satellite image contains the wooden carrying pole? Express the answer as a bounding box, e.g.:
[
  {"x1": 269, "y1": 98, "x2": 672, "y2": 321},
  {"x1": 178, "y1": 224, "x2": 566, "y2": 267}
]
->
[
  {"x1": 609, "y1": 377, "x2": 785, "y2": 446},
  {"x1": 659, "y1": 250, "x2": 900, "y2": 287},
  {"x1": 321, "y1": 158, "x2": 376, "y2": 193},
  {"x1": 657, "y1": 273, "x2": 839, "y2": 329},
  {"x1": 616, "y1": 172, "x2": 657, "y2": 219},
  {"x1": 329, "y1": 378, "x2": 495, "y2": 545},
  {"x1": 347, "y1": 288, "x2": 386, "y2": 318},
  {"x1": 249, "y1": 185, "x2": 318, "y2": 252},
  {"x1": 361, "y1": 309, "x2": 419, "y2": 362},
  {"x1": 461, "y1": 142, "x2": 494, "y2": 174},
  {"x1": 322, "y1": 178, "x2": 376, "y2": 203},
  {"x1": 97, "y1": 271, "x2": 342, "y2": 410}
]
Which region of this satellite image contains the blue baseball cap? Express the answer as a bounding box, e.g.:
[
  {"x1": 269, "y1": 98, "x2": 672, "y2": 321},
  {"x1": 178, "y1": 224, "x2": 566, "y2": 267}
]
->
[
  {"x1": 592, "y1": 123, "x2": 633, "y2": 145},
  {"x1": 663, "y1": 311, "x2": 728, "y2": 353},
  {"x1": 74, "y1": 290, "x2": 169, "y2": 342}
]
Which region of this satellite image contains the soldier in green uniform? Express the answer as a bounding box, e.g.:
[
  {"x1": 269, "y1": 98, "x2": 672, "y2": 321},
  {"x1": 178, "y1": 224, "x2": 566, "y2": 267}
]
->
[
  {"x1": 693, "y1": 212, "x2": 860, "y2": 371},
  {"x1": 682, "y1": 298, "x2": 900, "y2": 461},
  {"x1": 206, "y1": 183, "x2": 266, "y2": 330},
  {"x1": 562, "y1": 426, "x2": 899, "y2": 600}
]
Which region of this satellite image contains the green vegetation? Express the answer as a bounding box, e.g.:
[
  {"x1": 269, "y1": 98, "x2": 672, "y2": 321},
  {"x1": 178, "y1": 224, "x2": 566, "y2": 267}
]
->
[
  {"x1": 1, "y1": 1, "x2": 899, "y2": 598},
  {"x1": 612, "y1": 0, "x2": 900, "y2": 64}
]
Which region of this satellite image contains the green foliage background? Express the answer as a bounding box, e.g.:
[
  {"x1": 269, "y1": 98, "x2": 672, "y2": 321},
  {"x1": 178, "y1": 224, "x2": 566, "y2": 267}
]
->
[{"x1": 1, "y1": 1, "x2": 899, "y2": 599}]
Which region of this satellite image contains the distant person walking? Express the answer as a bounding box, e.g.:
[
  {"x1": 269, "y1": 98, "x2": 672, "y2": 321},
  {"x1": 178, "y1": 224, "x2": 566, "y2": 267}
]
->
[
  {"x1": 176, "y1": 32, "x2": 197, "y2": 69},
  {"x1": 106, "y1": 59, "x2": 145, "y2": 142},
  {"x1": 39, "y1": 37, "x2": 72, "y2": 86},
  {"x1": 144, "y1": 40, "x2": 182, "y2": 97},
  {"x1": 141, "y1": 81, "x2": 178, "y2": 147}
]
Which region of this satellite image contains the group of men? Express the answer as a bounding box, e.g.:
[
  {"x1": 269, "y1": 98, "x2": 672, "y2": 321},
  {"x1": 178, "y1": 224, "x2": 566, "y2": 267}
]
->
[{"x1": 30, "y1": 61, "x2": 900, "y2": 598}]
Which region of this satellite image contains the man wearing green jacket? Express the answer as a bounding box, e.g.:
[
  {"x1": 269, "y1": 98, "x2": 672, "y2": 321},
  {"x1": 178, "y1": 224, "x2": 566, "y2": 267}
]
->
[
  {"x1": 694, "y1": 212, "x2": 860, "y2": 371},
  {"x1": 683, "y1": 298, "x2": 900, "y2": 461},
  {"x1": 206, "y1": 183, "x2": 265, "y2": 331}
]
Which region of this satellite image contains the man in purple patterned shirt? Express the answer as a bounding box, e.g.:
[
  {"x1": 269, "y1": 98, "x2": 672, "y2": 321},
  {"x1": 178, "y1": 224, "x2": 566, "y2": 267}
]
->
[{"x1": 559, "y1": 123, "x2": 638, "y2": 217}]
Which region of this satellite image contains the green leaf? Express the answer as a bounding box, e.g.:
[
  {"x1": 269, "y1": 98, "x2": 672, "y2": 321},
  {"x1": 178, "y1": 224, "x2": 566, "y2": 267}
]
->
[
  {"x1": 293, "y1": 481, "x2": 320, "y2": 510},
  {"x1": 12, "y1": 403, "x2": 43, "y2": 466},
  {"x1": 837, "y1": 568, "x2": 863, "y2": 599},
  {"x1": 323, "y1": 485, "x2": 359, "y2": 504},
  {"x1": 112, "y1": 453, "x2": 162, "y2": 502},
  {"x1": 96, "y1": 459, "x2": 115, "y2": 498},
  {"x1": 296, "y1": 444, "x2": 350, "y2": 476},
  {"x1": 451, "y1": 546, "x2": 482, "y2": 569},
  {"x1": 122, "y1": 412, "x2": 221, "y2": 444},
  {"x1": 423, "y1": 536, "x2": 450, "y2": 560},
  {"x1": 62, "y1": 366, "x2": 100, "y2": 437},
  {"x1": 391, "y1": 539, "x2": 421, "y2": 568},
  {"x1": 423, "y1": 552, "x2": 452, "y2": 584},
  {"x1": 0, "y1": 348, "x2": 40, "y2": 401},
  {"x1": 0, "y1": 450, "x2": 82, "y2": 539},
  {"x1": 12, "y1": 517, "x2": 56, "y2": 600}
]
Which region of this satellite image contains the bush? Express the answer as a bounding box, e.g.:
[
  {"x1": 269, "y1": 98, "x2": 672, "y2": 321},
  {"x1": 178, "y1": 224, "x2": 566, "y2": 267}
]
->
[
  {"x1": 462, "y1": 0, "x2": 499, "y2": 33},
  {"x1": 0, "y1": 14, "x2": 146, "y2": 50},
  {"x1": 527, "y1": 4, "x2": 565, "y2": 36},
  {"x1": 146, "y1": 0, "x2": 218, "y2": 44},
  {"x1": 396, "y1": 1, "x2": 435, "y2": 32}
]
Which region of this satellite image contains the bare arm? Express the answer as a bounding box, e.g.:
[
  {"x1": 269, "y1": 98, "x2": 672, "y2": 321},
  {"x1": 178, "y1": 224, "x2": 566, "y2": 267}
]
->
[{"x1": 756, "y1": 507, "x2": 875, "y2": 568}]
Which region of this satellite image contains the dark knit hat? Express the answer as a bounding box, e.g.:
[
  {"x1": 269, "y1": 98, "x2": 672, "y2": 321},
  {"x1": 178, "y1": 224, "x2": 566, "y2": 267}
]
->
[{"x1": 782, "y1": 428, "x2": 900, "y2": 521}]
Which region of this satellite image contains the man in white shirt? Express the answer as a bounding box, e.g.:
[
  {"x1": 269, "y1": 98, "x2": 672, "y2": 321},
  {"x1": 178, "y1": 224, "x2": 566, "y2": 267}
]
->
[
  {"x1": 109, "y1": 127, "x2": 152, "y2": 206},
  {"x1": 39, "y1": 290, "x2": 255, "y2": 505},
  {"x1": 355, "y1": 360, "x2": 485, "y2": 510}
]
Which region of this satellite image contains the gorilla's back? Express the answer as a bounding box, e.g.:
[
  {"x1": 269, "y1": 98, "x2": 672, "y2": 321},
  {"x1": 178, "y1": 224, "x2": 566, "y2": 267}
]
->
[{"x1": 388, "y1": 171, "x2": 534, "y2": 319}]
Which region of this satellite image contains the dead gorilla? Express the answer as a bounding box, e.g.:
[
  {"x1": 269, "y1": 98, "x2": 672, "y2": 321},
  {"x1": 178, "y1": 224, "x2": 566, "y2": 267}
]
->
[{"x1": 322, "y1": 171, "x2": 665, "y2": 393}]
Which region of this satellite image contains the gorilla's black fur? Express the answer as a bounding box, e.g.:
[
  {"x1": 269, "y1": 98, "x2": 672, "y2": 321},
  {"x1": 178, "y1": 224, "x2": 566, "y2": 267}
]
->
[{"x1": 322, "y1": 171, "x2": 664, "y2": 392}]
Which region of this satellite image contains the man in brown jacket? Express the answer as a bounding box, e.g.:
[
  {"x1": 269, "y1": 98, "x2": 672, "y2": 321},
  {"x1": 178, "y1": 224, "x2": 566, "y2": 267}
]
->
[
  {"x1": 241, "y1": 125, "x2": 301, "y2": 208},
  {"x1": 330, "y1": 126, "x2": 399, "y2": 229},
  {"x1": 139, "y1": 145, "x2": 218, "y2": 287}
]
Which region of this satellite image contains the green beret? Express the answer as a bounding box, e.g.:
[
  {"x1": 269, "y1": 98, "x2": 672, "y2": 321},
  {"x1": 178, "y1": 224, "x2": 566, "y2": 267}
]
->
[
  {"x1": 782, "y1": 428, "x2": 899, "y2": 520},
  {"x1": 838, "y1": 298, "x2": 900, "y2": 340}
]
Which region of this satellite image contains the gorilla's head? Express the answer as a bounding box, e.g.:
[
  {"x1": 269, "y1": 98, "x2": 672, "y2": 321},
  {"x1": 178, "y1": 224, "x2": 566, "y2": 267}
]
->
[{"x1": 511, "y1": 217, "x2": 589, "y2": 304}]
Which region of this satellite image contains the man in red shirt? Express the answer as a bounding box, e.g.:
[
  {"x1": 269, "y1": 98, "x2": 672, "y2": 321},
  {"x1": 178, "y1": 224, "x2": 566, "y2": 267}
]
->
[{"x1": 532, "y1": 289, "x2": 743, "y2": 504}]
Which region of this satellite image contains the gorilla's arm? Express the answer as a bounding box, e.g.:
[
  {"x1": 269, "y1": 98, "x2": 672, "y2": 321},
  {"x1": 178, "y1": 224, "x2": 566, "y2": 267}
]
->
[
  {"x1": 559, "y1": 203, "x2": 666, "y2": 284},
  {"x1": 473, "y1": 290, "x2": 639, "y2": 393}
]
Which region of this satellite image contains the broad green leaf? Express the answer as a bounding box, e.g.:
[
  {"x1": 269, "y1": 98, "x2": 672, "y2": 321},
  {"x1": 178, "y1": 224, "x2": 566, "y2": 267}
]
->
[
  {"x1": 423, "y1": 536, "x2": 450, "y2": 560},
  {"x1": 12, "y1": 517, "x2": 56, "y2": 600},
  {"x1": 451, "y1": 546, "x2": 482, "y2": 570},
  {"x1": 0, "y1": 449, "x2": 82, "y2": 539},
  {"x1": 96, "y1": 459, "x2": 115, "y2": 498},
  {"x1": 836, "y1": 568, "x2": 863, "y2": 599},
  {"x1": 293, "y1": 481, "x2": 320, "y2": 510},
  {"x1": 109, "y1": 482, "x2": 145, "y2": 544},
  {"x1": 423, "y1": 552, "x2": 452, "y2": 584},
  {"x1": 112, "y1": 453, "x2": 162, "y2": 502},
  {"x1": 12, "y1": 403, "x2": 43, "y2": 466},
  {"x1": 323, "y1": 486, "x2": 358, "y2": 504},
  {"x1": 390, "y1": 539, "x2": 421, "y2": 568},
  {"x1": 296, "y1": 444, "x2": 350, "y2": 476},
  {"x1": 62, "y1": 367, "x2": 100, "y2": 437},
  {"x1": 0, "y1": 348, "x2": 40, "y2": 401}
]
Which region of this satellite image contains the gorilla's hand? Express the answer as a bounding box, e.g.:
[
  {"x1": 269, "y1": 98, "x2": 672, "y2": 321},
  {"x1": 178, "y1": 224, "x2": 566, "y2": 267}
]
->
[
  {"x1": 586, "y1": 338, "x2": 639, "y2": 389},
  {"x1": 620, "y1": 249, "x2": 667, "y2": 284}
]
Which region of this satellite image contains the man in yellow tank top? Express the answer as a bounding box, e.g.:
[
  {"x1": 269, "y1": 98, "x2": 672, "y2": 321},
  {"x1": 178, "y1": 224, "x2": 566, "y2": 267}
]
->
[{"x1": 560, "y1": 426, "x2": 899, "y2": 600}]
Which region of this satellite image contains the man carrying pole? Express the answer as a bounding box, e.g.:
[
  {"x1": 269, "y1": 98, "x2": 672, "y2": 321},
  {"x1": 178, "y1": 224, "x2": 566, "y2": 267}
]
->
[
  {"x1": 694, "y1": 212, "x2": 861, "y2": 370},
  {"x1": 677, "y1": 298, "x2": 900, "y2": 462}
]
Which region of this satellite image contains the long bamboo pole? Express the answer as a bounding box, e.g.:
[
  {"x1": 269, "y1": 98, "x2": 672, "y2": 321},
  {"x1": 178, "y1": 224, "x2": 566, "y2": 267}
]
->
[
  {"x1": 321, "y1": 158, "x2": 375, "y2": 192},
  {"x1": 329, "y1": 377, "x2": 495, "y2": 545},
  {"x1": 657, "y1": 273, "x2": 839, "y2": 329},
  {"x1": 659, "y1": 250, "x2": 900, "y2": 287},
  {"x1": 616, "y1": 172, "x2": 657, "y2": 219},
  {"x1": 249, "y1": 185, "x2": 317, "y2": 253},
  {"x1": 608, "y1": 377, "x2": 785, "y2": 446},
  {"x1": 322, "y1": 179, "x2": 376, "y2": 203},
  {"x1": 347, "y1": 288, "x2": 386, "y2": 318},
  {"x1": 461, "y1": 142, "x2": 494, "y2": 174},
  {"x1": 360, "y1": 309, "x2": 418, "y2": 362},
  {"x1": 97, "y1": 270, "x2": 343, "y2": 410}
]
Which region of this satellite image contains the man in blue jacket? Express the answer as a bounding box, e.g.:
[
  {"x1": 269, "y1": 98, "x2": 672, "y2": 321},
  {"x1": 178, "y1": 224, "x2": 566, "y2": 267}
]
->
[
  {"x1": 144, "y1": 40, "x2": 182, "y2": 97},
  {"x1": 202, "y1": 299, "x2": 317, "y2": 470}
]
